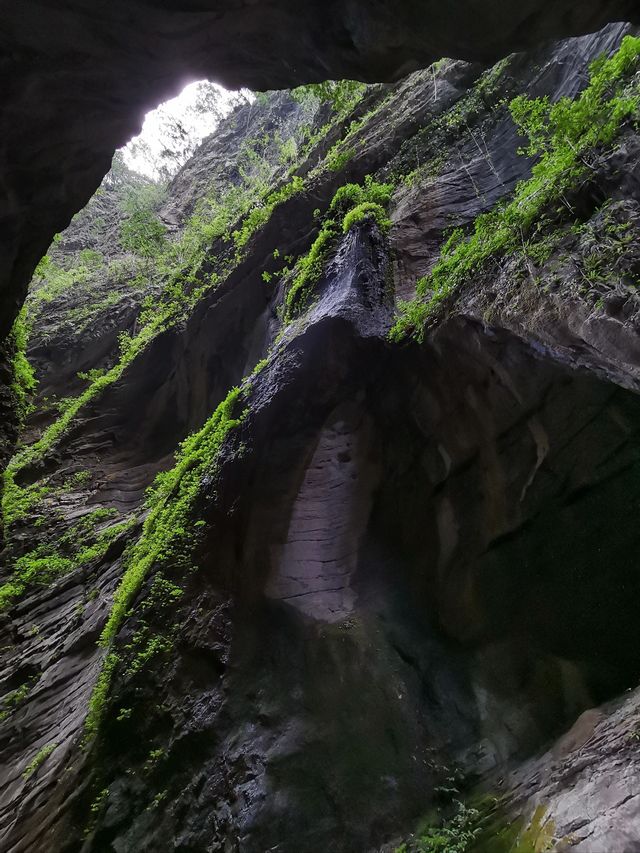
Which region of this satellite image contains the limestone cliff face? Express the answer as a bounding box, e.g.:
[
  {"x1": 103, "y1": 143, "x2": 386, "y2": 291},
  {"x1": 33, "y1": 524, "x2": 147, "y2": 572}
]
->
[
  {"x1": 2, "y1": 22, "x2": 640, "y2": 853},
  {"x1": 1, "y1": 1, "x2": 640, "y2": 342}
]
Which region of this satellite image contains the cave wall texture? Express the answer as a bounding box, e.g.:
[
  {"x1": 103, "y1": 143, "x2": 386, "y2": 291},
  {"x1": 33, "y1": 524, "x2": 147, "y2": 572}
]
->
[
  {"x1": 1, "y1": 0, "x2": 639, "y2": 338},
  {"x1": 2, "y1": 4, "x2": 640, "y2": 853}
]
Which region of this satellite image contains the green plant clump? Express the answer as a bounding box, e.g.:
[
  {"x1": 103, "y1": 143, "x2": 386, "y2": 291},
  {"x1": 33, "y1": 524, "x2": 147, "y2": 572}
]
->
[
  {"x1": 23, "y1": 743, "x2": 57, "y2": 779},
  {"x1": 84, "y1": 653, "x2": 119, "y2": 740},
  {"x1": 0, "y1": 515, "x2": 136, "y2": 612},
  {"x1": 8, "y1": 309, "x2": 37, "y2": 424},
  {"x1": 291, "y1": 80, "x2": 366, "y2": 113},
  {"x1": 391, "y1": 35, "x2": 640, "y2": 340},
  {"x1": 396, "y1": 801, "x2": 482, "y2": 853},
  {"x1": 2, "y1": 478, "x2": 51, "y2": 530},
  {"x1": 0, "y1": 682, "x2": 32, "y2": 722},
  {"x1": 232, "y1": 175, "x2": 304, "y2": 249},
  {"x1": 284, "y1": 176, "x2": 393, "y2": 319},
  {"x1": 342, "y1": 201, "x2": 391, "y2": 233},
  {"x1": 84, "y1": 385, "x2": 246, "y2": 740}
]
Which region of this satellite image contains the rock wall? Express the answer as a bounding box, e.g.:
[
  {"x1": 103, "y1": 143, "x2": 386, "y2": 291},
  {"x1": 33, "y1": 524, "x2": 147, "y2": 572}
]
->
[
  {"x1": 1, "y1": 21, "x2": 640, "y2": 853},
  {"x1": 1, "y1": 1, "x2": 640, "y2": 339}
]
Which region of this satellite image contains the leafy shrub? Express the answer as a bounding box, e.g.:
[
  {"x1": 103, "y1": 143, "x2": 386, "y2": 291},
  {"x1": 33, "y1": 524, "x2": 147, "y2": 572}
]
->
[
  {"x1": 291, "y1": 80, "x2": 366, "y2": 114},
  {"x1": 396, "y1": 802, "x2": 482, "y2": 853},
  {"x1": 342, "y1": 202, "x2": 391, "y2": 233},
  {"x1": 120, "y1": 208, "x2": 166, "y2": 261},
  {"x1": 285, "y1": 176, "x2": 394, "y2": 318}
]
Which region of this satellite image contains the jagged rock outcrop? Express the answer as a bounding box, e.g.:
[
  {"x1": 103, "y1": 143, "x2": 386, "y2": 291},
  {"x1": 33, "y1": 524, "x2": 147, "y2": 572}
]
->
[
  {"x1": 2, "y1": 19, "x2": 640, "y2": 853},
  {"x1": 1, "y1": 0, "x2": 640, "y2": 562}
]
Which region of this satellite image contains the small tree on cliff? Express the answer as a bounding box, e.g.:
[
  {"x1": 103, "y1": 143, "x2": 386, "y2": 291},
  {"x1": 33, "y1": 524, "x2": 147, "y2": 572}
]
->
[{"x1": 120, "y1": 184, "x2": 166, "y2": 272}]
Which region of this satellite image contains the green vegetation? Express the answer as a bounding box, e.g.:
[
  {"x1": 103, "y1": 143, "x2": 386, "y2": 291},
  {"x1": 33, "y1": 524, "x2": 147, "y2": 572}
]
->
[
  {"x1": 149, "y1": 790, "x2": 169, "y2": 810},
  {"x1": 0, "y1": 682, "x2": 32, "y2": 722},
  {"x1": 99, "y1": 384, "x2": 245, "y2": 646},
  {"x1": 291, "y1": 80, "x2": 366, "y2": 114},
  {"x1": 5, "y1": 157, "x2": 306, "y2": 515},
  {"x1": 279, "y1": 136, "x2": 298, "y2": 164},
  {"x1": 342, "y1": 201, "x2": 391, "y2": 233},
  {"x1": 2, "y1": 477, "x2": 51, "y2": 530},
  {"x1": 30, "y1": 250, "x2": 104, "y2": 314},
  {"x1": 391, "y1": 35, "x2": 640, "y2": 341},
  {"x1": 125, "y1": 632, "x2": 174, "y2": 676},
  {"x1": 23, "y1": 743, "x2": 57, "y2": 779},
  {"x1": 393, "y1": 55, "x2": 516, "y2": 191},
  {"x1": 8, "y1": 309, "x2": 37, "y2": 425},
  {"x1": 396, "y1": 801, "x2": 482, "y2": 853},
  {"x1": 284, "y1": 176, "x2": 393, "y2": 319},
  {"x1": 123, "y1": 575, "x2": 183, "y2": 676},
  {"x1": 0, "y1": 513, "x2": 136, "y2": 612},
  {"x1": 232, "y1": 175, "x2": 304, "y2": 250},
  {"x1": 283, "y1": 218, "x2": 340, "y2": 319},
  {"x1": 396, "y1": 797, "x2": 560, "y2": 853},
  {"x1": 90, "y1": 788, "x2": 109, "y2": 816},
  {"x1": 5, "y1": 173, "x2": 390, "y2": 548},
  {"x1": 143, "y1": 747, "x2": 167, "y2": 774},
  {"x1": 1, "y1": 100, "x2": 318, "y2": 608},
  {"x1": 120, "y1": 205, "x2": 166, "y2": 266},
  {"x1": 7, "y1": 89, "x2": 392, "y2": 546},
  {"x1": 84, "y1": 653, "x2": 119, "y2": 740},
  {"x1": 325, "y1": 145, "x2": 357, "y2": 172},
  {"x1": 83, "y1": 384, "x2": 246, "y2": 740}
]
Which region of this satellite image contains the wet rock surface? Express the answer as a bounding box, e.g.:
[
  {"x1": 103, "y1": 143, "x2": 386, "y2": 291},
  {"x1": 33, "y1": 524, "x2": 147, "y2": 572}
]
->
[
  {"x1": 2, "y1": 20, "x2": 640, "y2": 853},
  {"x1": 2, "y1": 0, "x2": 640, "y2": 340}
]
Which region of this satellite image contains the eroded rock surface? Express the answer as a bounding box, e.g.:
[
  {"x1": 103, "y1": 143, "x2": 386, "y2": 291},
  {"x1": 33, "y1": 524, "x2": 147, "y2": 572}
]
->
[
  {"x1": 1, "y1": 20, "x2": 640, "y2": 853},
  {"x1": 2, "y1": 0, "x2": 640, "y2": 339}
]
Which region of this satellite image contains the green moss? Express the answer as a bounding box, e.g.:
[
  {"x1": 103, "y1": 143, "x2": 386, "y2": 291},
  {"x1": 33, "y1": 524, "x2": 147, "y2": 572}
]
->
[
  {"x1": 99, "y1": 385, "x2": 245, "y2": 646},
  {"x1": 7, "y1": 309, "x2": 37, "y2": 426},
  {"x1": 23, "y1": 743, "x2": 57, "y2": 779},
  {"x1": 82, "y1": 385, "x2": 246, "y2": 740},
  {"x1": 2, "y1": 478, "x2": 52, "y2": 530},
  {"x1": 325, "y1": 145, "x2": 357, "y2": 172},
  {"x1": 84, "y1": 653, "x2": 119, "y2": 740},
  {"x1": 232, "y1": 175, "x2": 305, "y2": 249},
  {"x1": 0, "y1": 681, "x2": 32, "y2": 722},
  {"x1": 284, "y1": 176, "x2": 394, "y2": 319},
  {"x1": 0, "y1": 512, "x2": 136, "y2": 612},
  {"x1": 391, "y1": 35, "x2": 640, "y2": 341},
  {"x1": 283, "y1": 219, "x2": 341, "y2": 319},
  {"x1": 342, "y1": 202, "x2": 391, "y2": 233},
  {"x1": 0, "y1": 555, "x2": 73, "y2": 610}
]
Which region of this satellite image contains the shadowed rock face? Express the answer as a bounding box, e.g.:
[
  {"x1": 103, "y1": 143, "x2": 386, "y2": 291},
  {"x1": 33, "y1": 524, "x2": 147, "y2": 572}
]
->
[
  {"x1": 3, "y1": 20, "x2": 640, "y2": 853},
  {"x1": 49, "y1": 228, "x2": 640, "y2": 852},
  {"x1": 1, "y1": 0, "x2": 640, "y2": 337}
]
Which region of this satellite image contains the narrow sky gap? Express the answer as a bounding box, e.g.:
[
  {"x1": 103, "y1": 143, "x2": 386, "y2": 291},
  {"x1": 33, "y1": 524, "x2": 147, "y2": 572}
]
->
[{"x1": 122, "y1": 80, "x2": 253, "y2": 180}]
